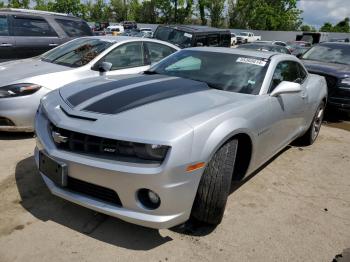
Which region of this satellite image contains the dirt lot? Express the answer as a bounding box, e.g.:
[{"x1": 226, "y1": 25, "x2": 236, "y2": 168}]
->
[{"x1": 0, "y1": 121, "x2": 349, "y2": 262}]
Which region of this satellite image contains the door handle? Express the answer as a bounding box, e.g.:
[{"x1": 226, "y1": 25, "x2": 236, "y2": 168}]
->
[
  {"x1": 49, "y1": 43, "x2": 59, "y2": 47},
  {"x1": 0, "y1": 43, "x2": 13, "y2": 47}
]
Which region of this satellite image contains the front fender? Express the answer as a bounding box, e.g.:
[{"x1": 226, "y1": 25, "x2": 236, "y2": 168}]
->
[{"x1": 190, "y1": 117, "x2": 256, "y2": 164}]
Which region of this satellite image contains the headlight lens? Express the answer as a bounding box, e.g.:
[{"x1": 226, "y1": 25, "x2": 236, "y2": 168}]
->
[
  {"x1": 0, "y1": 83, "x2": 42, "y2": 98},
  {"x1": 133, "y1": 143, "x2": 169, "y2": 161},
  {"x1": 341, "y1": 78, "x2": 350, "y2": 86}
]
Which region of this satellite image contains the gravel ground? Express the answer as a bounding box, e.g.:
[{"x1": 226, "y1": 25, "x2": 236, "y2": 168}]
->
[{"x1": 0, "y1": 122, "x2": 349, "y2": 262}]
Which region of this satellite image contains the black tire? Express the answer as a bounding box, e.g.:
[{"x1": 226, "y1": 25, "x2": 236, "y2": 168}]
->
[
  {"x1": 191, "y1": 139, "x2": 238, "y2": 225},
  {"x1": 296, "y1": 101, "x2": 325, "y2": 146}
]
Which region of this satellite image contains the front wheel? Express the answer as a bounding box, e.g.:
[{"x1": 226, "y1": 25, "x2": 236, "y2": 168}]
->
[
  {"x1": 297, "y1": 101, "x2": 325, "y2": 146},
  {"x1": 191, "y1": 139, "x2": 238, "y2": 225}
]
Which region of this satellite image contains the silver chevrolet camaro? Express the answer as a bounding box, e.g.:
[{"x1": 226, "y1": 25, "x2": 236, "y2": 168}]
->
[
  {"x1": 35, "y1": 47, "x2": 327, "y2": 229},
  {"x1": 0, "y1": 36, "x2": 179, "y2": 131}
]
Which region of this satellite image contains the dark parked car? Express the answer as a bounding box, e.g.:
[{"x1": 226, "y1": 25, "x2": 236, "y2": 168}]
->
[
  {"x1": 237, "y1": 43, "x2": 291, "y2": 54},
  {"x1": 0, "y1": 8, "x2": 93, "y2": 62},
  {"x1": 301, "y1": 42, "x2": 350, "y2": 111},
  {"x1": 121, "y1": 21, "x2": 137, "y2": 30},
  {"x1": 153, "y1": 25, "x2": 231, "y2": 48}
]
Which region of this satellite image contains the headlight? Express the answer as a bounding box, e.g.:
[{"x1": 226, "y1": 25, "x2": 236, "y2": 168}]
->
[
  {"x1": 133, "y1": 143, "x2": 170, "y2": 161},
  {"x1": 340, "y1": 78, "x2": 350, "y2": 86},
  {"x1": 0, "y1": 83, "x2": 42, "y2": 98}
]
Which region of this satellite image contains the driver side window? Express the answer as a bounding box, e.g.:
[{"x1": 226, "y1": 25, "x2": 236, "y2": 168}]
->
[
  {"x1": 269, "y1": 61, "x2": 300, "y2": 92},
  {"x1": 102, "y1": 42, "x2": 144, "y2": 71}
]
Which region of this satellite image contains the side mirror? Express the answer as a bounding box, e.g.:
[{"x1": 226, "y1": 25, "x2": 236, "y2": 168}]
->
[
  {"x1": 270, "y1": 81, "x2": 302, "y2": 97},
  {"x1": 99, "y1": 62, "x2": 112, "y2": 76}
]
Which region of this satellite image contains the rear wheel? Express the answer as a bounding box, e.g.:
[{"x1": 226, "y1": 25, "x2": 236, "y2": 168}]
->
[
  {"x1": 297, "y1": 101, "x2": 325, "y2": 146},
  {"x1": 191, "y1": 139, "x2": 238, "y2": 225}
]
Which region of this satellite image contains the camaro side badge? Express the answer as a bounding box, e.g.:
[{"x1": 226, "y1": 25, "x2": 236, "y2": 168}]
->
[{"x1": 52, "y1": 131, "x2": 68, "y2": 144}]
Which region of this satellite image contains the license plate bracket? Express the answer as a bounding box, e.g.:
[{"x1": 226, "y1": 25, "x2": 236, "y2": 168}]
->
[{"x1": 39, "y1": 151, "x2": 67, "y2": 187}]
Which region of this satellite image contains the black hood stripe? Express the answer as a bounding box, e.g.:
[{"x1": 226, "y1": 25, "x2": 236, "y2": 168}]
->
[
  {"x1": 82, "y1": 78, "x2": 209, "y2": 115},
  {"x1": 67, "y1": 74, "x2": 167, "y2": 107}
]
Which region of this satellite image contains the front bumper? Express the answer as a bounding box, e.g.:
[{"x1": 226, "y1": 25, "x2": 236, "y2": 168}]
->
[
  {"x1": 0, "y1": 88, "x2": 49, "y2": 132},
  {"x1": 34, "y1": 107, "x2": 204, "y2": 229},
  {"x1": 328, "y1": 96, "x2": 350, "y2": 111}
]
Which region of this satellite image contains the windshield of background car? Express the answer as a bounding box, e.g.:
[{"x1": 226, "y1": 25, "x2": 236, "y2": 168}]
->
[
  {"x1": 239, "y1": 32, "x2": 249, "y2": 36},
  {"x1": 154, "y1": 27, "x2": 192, "y2": 48},
  {"x1": 149, "y1": 50, "x2": 268, "y2": 95},
  {"x1": 41, "y1": 38, "x2": 113, "y2": 67},
  {"x1": 302, "y1": 44, "x2": 350, "y2": 65}
]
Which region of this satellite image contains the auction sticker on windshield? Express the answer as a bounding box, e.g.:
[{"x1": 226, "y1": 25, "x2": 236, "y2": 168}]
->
[{"x1": 236, "y1": 57, "x2": 267, "y2": 67}]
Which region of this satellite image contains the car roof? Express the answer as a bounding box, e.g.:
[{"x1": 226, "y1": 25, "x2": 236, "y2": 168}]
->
[
  {"x1": 0, "y1": 8, "x2": 76, "y2": 18},
  {"x1": 81, "y1": 36, "x2": 179, "y2": 47},
  {"x1": 186, "y1": 46, "x2": 280, "y2": 59},
  {"x1": 157, "y1": 25, "x2": 230, "y2": 33}
]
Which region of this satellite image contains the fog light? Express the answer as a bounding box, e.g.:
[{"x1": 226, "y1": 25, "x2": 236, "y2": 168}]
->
[{"x1": 137, "y1": 188, "x2": 161, "y2": 209}]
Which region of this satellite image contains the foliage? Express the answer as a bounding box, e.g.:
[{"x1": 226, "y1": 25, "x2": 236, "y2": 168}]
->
[
  {"x1": 319, "y1": 22, "x2": 333, "y2": 32},
  {"x1": 229, "y1": 0, "x2": 302, "y2": 31},
  {"x1": 22, "y1": 0, "x2": 309, "y2": 31},
  {"x1": 300, "y1": 24, "x2": 316, "y2": 32},
  {"x1": 8, "y1": 0, "x2": 30, "y2": 8},
  {"x1": 320, "y1": 18, "x2": 350, "y2": 33},
  {"x1": 206, "y1": 0, "x2": 225, "y2": 27},
  {"x1": 0, "y1": 1, "x2": 4, "y2": 8}
]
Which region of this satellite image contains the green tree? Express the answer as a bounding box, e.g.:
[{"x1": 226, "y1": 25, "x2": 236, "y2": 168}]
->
[
  {"x1": 155, "y1": 0, "x2": 193, "y2": 24},
  {"x1": 300, "y1": 24, "x2": 316, "y2": 32},
  {"x1": 0, "y1": 1, "x2": 4, "y2": 8},
  {"x1": 198, "y1": 0, "x2": 208, "y2": 25},
  {"x1": 206, "y1": 0, "x2": 225, "y2": 27},
  {"x1": 333, "y1": 17, "x2": 350, "y2": 33},
  {"x1": 230, "y1": 0, "x2": 302, "y2": 31},
  {"x1": 8, "y1": 0, "x2": 30, "y2": 8},
  {"x1": 320, "y1": 22, "x2": 333, "y2": 32},
  {"x1": 88, "y1": 0, "x2": 110, "y2": 21},
  {"x1": 48, "y1": 0, "x2": 85, "y2": 16},
  {"x1": 34, "y1": 0, "x2": 49, "y2": 11},
  {"x1": 110, "y1": 0, "x2": 126, "y2": 21},
  {"x1": 138, "y1": 0, "x2": 157, "y2": 23}
]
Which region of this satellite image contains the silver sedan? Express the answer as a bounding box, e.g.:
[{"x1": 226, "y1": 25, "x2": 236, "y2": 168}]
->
[
  {"x1": 0, "y1": 36, "x2": 179, "y2": 131},
  {"x1": 35, "y1": 48, "x2": 327, "y2": 229}
]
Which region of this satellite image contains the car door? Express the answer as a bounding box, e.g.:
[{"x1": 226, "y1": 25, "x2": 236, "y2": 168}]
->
[
  {"x1": 265, "y1": 61, "x2": 308, "y2": 154},
  {"x1": 97, "y1": 41, "x2": 150, "y2": 76},
  {"x1": 143, "y1": 41, "x2": 177, "y2": 66},
  {"x1": 10, "y1": 15, "x2": 60, "y2": 59},
  {"x1": 0, "y1": 15, "x2": 15, "y2": 62}
]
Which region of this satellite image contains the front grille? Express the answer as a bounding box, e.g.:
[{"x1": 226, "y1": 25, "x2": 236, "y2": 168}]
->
[
  {"x1": 67, "y1": 176, "x2": 122, "y2": 206},
  {"x1": 50, "y1": 124, "x2": 152, "y2": 163},
  {"x1": 0, "y1": 117, "x2": 15, "y2": 126}
]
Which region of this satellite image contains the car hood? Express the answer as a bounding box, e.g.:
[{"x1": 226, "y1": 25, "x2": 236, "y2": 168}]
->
[
  {"x1": 302, "y1": 59, "x2": 350, "y2": 78},
  {"x1": 0, "y1": 58, "x2": 70, "y2": 87},
  {"x1": 53, "y1": 74, "x2": 257, "y2": 142}
]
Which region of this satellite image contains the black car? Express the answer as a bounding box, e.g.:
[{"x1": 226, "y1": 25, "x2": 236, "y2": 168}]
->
[
  {"x1": 0, "y1": 8, "x2": 93, "y2": 62},
  {"x1": 153, "y1": 25, "x2": 231, "y2": 48},
  {"x1": 301, "y1": 42, "x2": 350, "y2": 111},
  {"x1": 237, "y1": 43, "x2": 291, "y2": 54},
  {"x1": 121, "y1": 21, "x2": 137, "y2": 30}
]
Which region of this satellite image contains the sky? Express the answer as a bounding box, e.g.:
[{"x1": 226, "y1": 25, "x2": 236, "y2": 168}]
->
[{"x1": 298, "y1": 0, "x2": 350, "y2": 29}]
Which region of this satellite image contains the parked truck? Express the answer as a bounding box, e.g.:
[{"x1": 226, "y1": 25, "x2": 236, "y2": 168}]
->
[{"x1": 236, "y1": 32, "x2": 261, "y2": 44}]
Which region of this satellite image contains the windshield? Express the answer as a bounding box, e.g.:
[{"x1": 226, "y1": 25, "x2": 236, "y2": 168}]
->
[
  {"x1": 41, "y1": 38, "x2": 113, "y2": 67},
  {"x1": 154, "y1": 27, "x2": 192, "y2": 48},
  {"x1": 147, "y1": 50, "x2": 268, "y2": 95},
  {"x1": 302, "y1": 44, "x2": 350, "y2": 65},
  {"x1": 239, "y1": 32, "x2": 249, "y2": 36}
]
